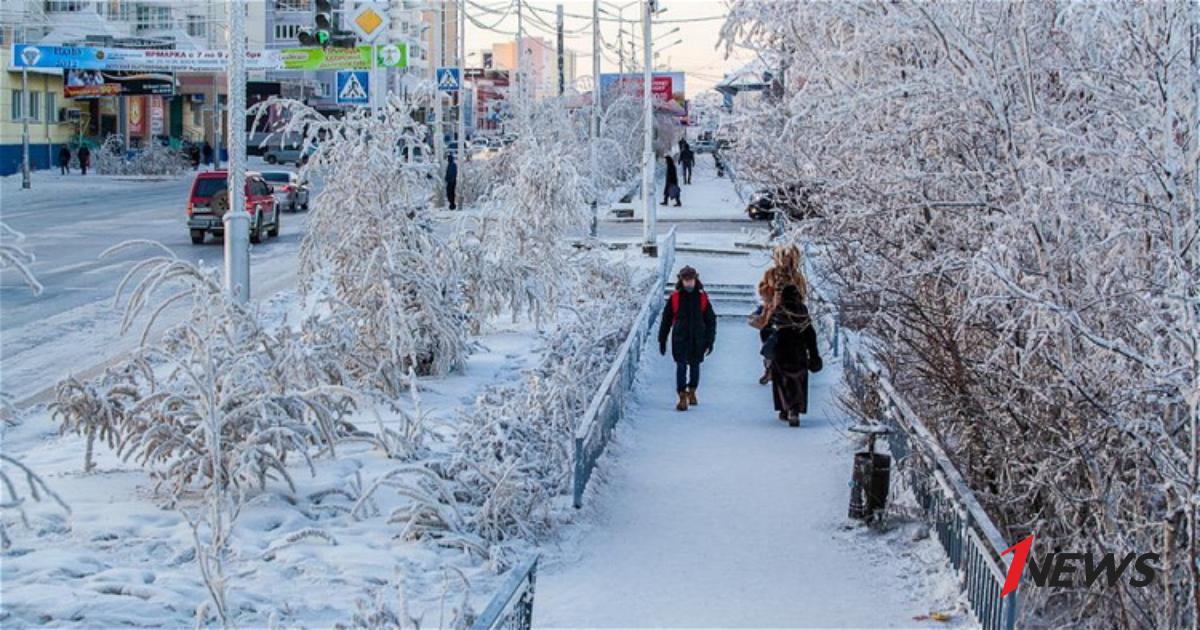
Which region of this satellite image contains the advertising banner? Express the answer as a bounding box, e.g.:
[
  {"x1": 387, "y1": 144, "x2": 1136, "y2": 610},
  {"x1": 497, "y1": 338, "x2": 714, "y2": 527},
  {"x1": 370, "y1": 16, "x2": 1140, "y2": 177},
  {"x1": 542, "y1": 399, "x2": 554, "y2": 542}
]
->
[
  {"x1": 13, "y1": 44, "x2": 407, "y2": 72},
  {"x1": 128, "y1": 96, "x2": 145, "y2": 135},
  {"x1": 149, "y1": 96, "x2": 164, "y2": 136},
  {"x1": 64, "y1": 70, "x2": 174, "y2": 98},
  {"x1": 599, "y1": 72, "x2": 687, "y2": 111}
]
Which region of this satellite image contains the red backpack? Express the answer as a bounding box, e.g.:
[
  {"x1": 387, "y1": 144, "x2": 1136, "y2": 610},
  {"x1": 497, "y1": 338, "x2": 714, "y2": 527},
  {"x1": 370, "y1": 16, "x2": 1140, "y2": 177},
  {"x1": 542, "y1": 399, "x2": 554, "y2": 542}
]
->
[{"x1": 669, "y1": 290, "x2": 709, "y2": 323}]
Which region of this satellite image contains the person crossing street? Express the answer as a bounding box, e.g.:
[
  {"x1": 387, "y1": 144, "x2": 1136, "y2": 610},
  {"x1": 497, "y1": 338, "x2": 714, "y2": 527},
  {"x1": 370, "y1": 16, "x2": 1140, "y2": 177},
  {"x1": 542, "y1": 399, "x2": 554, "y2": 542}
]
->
[{"x1": 658, "y1": 266, "x2": 717, "y2": 411}]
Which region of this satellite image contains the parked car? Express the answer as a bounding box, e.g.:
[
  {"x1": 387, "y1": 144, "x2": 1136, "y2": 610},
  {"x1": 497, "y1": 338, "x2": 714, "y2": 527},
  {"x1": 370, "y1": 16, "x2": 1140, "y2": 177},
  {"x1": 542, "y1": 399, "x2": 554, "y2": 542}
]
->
[
  {"x1": 260, "y1": 170, "x2": 310, "y2": 212},
  {"x1": 263, "y1": 143, "x2": 315, "y2": 166},
  {"x1": 187, "y1": 171, "x2": 281, "y2": 245},
  {"x1": 692, "y1": 139, "x2": 717, "y2": 153},
  {"x1": 746, "y1": 183, "x2": 822, "y2": 221}
]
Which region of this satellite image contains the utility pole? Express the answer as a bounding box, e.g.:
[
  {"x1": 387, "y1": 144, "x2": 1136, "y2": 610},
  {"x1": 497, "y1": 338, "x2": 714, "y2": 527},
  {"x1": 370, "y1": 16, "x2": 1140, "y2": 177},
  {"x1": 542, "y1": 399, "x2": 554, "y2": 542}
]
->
[
  {"x1": 458, "y1": 0, "x2": 466, "y2": 157},
  {"x1": 516, "y1": 0, "x2": 523, "y2": 108},
  {"x1": 589, "y1": 0, "x2": 600, "y2": 237},
  {"x1": 556, "y1": 4, "x2": 564, "y2": 96},
  {"x1": 224, "y1": 0, "x2": 250, "y2": 302},
  {"x1": 21, "y1": 66, "x2": 30, "y2": 189},
  {"x1": 433, "y1": 0, "x2": 444, "y2": 192},
  {"x1": 640, "y1": 0, "x2": 656, "y2": 256}
]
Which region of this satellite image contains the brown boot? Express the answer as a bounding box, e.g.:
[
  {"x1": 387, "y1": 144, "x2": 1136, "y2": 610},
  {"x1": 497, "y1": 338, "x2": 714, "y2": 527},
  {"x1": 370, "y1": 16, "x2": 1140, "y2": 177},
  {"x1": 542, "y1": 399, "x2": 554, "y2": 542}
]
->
[
  {"x1": 676, "y1": 391, "x2": 689, "y2": 411},
  {"x1": 686, "y1": 387, "x2": 698, "y2": 406}
]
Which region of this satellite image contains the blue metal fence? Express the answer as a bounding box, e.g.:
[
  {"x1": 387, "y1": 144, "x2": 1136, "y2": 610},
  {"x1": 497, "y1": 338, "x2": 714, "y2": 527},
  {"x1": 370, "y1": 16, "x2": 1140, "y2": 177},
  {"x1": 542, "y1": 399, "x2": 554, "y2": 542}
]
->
[
  {"x1": 572, "y1": 226, "x2": 677, "y2": 509},
  {"x1": 470, "y1": 555, "x2": 539, "y2": 630},
  {"x1": 842, "y1": 345, "x2": 1020, "y2": 630}
]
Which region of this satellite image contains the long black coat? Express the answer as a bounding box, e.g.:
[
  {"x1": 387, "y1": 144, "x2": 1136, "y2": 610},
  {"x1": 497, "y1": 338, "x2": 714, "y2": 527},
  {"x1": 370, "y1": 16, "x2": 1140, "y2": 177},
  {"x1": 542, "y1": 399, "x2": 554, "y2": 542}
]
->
[
  {"x1": 658, "y1": 282, "x2": 717, "y2": 364},
  {"x1": 769, "y1": 305, "x2": 821, "y2": 413},
  {"x1": 664, "y1": 157, "x2": 679, "y2": 188}
]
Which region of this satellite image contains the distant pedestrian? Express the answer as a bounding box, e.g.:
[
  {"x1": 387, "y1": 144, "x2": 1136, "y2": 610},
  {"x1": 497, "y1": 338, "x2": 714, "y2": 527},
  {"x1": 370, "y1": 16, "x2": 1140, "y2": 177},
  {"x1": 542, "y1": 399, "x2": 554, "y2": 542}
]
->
[
  {"x1": 202, "y1": 141, "x2": 214, "y2": 168},
  {"x1": 58, "y1": 146, "x2": 71, "y2": 175},
  {"x1": 662, "y1": 155, "x2": 681, "y2": 207},
  {"x1": 713, "y1": 149, "x2": 725, "y2": 178},
  {"x1": 680, "y1": 145, "x2": 695, "y2": 185},
  {"x1": 764, "y1": 284, "x2": 822, "y2": 427},
  {"x1": 188, "y1": 143, "x2": 201, "y2": 170},
  {"x1": 445, "y1": 153, "x2": 458, "y2": 210},
  {"x1": 679, "y1": 138, "x2": 690, "y2": 154},
  {"x1": 77, "y1": 145, "x2": 91, "y2": 176},
  {"x1": 658, "y1": 265, "x2": 717, "y2": 411}
]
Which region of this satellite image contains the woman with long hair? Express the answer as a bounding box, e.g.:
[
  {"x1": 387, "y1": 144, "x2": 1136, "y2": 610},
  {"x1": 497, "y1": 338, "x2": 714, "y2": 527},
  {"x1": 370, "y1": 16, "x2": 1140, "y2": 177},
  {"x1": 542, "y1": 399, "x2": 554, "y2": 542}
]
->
[{"x1": 766, "y1": 284, "x2": 822, "y2": 427}]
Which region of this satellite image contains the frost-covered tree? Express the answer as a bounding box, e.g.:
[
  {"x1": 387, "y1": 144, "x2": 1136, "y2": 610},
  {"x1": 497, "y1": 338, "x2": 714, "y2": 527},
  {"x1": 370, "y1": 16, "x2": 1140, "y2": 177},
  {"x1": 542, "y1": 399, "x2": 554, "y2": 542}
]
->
[
  {"x1": 0, "y1": 222, "x2": 43, "y2": 295},
  {"x1": 720, "y1": 2, "x2": 1199, "y2": 627},
  {"x1": 255, "y1": 96, "x2": 470, "y2": 391},
  {"x1": 93, "y1": 135, "x2": 190, "y2": 176}
]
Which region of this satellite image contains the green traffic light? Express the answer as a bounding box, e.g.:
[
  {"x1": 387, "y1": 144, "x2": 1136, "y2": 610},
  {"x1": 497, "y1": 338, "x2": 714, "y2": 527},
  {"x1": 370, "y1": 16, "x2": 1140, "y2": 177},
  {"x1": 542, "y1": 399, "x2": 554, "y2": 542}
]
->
[{"x1": 317, "y1": 30, "x2": 330, "y2": 45}]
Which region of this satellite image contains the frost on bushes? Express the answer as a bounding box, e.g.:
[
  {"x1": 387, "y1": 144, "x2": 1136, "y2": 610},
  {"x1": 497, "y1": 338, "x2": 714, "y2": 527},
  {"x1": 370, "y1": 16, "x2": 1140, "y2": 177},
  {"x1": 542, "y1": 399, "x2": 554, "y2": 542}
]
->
[
  {"x1": 720, "y1": 2, "x2": 1200, "y2": 627},
  {"x1": 51, "y1": 242, "x2": 356, "y2": 497},
  {"x1": 94, "y1": 134, "x2": 190, "y2": 176},
  {"x1": 0, "y1": 222, "x2": 43, "y2": 296},
  {"x1": 380, "y1": 255, "x2": 645, "y2": 556},
  {"x1": 256, "y1": 96, "x2": 469, "y2": 392}
]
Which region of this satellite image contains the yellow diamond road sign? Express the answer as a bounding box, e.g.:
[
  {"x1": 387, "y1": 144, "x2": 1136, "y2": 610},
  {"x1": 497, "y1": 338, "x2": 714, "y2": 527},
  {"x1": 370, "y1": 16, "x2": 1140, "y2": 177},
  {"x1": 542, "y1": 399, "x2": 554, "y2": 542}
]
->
[{"x1": 351, "y1": 3, "x2": 387, "y2": 43}]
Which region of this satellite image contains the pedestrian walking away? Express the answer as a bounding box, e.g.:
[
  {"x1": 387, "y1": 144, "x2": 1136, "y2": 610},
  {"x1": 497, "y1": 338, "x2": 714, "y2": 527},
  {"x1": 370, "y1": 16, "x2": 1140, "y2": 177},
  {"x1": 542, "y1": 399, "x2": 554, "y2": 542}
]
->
[
  {"x1": 658, "y1": 265, "x2": 717, "y2": 411},
  {"x1": 763, "y1": 284, "x2": 822, "y2": 427},
  {"x1": 58, "y1": 146, "x2": 71, "y2": 175},
  {"x1": 202, "y1": 141, "x2": 214, "y2": 169},
  {"x1": 662, "y1": 155, "x2": 682, "y2": 207},
  {"x1": 77, "y1": 145, "x2": 91, "y2": 176},
  {"x1": 750, "y1": 244, "x2": 809, "y2": 385},
  {"x1": 680, "y1": 145, "x2": 695, "y2": 185},
  {"x1": 445, "y1": 153, "x2": 458, "y2": 210},
  {"x1": 713, "y1": 148, "x2": 725, "y2": 178}
]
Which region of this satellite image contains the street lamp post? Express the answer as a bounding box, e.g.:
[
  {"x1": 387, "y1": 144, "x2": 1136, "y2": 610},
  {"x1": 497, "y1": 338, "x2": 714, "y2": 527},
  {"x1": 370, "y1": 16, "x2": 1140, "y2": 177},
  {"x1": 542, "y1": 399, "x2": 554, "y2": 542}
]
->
[
  {"x1": 640, "y1": 0, "x2": 656, "y2": 256},
  {"x1": 590, "y1": 0, "x2": 601, "y2": 238},
  {"x1": 224, "y1": 0, "x2": 250, "y2": 302}
]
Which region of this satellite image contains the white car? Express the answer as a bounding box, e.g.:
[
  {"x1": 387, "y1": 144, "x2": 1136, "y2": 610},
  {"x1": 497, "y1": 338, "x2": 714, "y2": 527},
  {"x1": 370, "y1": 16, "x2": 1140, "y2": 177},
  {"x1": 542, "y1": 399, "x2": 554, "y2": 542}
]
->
[{"x1": 260, "y1": 170, "x2": 310, "y2": 212}]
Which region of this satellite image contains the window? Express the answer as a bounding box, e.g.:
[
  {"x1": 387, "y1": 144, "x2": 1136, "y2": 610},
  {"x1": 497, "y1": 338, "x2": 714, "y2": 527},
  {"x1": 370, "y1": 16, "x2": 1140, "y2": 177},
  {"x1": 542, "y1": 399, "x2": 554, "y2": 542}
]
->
[
  {"x1": 11, "y1": 89, "x2": 22, "y2": 121},
  {"x1": 135, "y1": 5, "x2": 171, "y2": 32},
  {"x1": 44, "y1": 1, "x2": 85, "y2": 12},
  {"x1": 274, "y1": 24, "x2": 301, "y2": 41},
  {"x1": 187, "y1": 16, "x2": 207, "y2": 38},
  {"x1": 46, "y1": 92, "x2": 56, "y2": 122},
  {"x1": 28, "y1": 92, "x2": 40, "y2": 122},
  {"x1": 275, "y1": 0, "x2": 310, "y2": 11}
]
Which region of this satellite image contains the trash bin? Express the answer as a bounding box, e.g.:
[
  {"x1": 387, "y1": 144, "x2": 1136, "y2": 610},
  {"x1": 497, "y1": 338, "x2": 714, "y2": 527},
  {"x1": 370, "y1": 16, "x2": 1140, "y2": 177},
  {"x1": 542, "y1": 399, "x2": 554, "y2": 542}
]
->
[{"x1": 848, "y1": 423, "x2": 892, "y2": 521}]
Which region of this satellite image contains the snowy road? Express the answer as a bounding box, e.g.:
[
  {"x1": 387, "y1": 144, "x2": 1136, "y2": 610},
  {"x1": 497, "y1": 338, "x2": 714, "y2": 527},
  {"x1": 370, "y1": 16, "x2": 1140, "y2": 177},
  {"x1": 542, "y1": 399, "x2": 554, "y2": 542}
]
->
[
  {"x1": 534, "y1": 260, "x2": 965, "y2": 627},
  {"x1": 0, "y1": 166, "x2": 311, "y2": 401}
]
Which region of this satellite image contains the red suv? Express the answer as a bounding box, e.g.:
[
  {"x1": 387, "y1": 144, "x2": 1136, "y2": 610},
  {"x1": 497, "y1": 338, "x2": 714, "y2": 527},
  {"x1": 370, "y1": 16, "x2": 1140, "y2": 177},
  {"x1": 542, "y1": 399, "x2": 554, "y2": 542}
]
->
[{"x1": 186, "y1": 170, "x2": 280, "y2": 245}]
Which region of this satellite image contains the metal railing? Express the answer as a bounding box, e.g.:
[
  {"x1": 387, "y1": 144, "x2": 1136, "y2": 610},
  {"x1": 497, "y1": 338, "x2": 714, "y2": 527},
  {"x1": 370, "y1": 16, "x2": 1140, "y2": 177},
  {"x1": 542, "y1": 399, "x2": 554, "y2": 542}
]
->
[
  {"x1": 470, "y1": 555, "x2": 539, "y2": 630},
  {"x1": 842, "y1": 345, "x2": 1019, "y2": 630},
  {"x1": 572, "y1": 226, "x2": 677, "y2": 509}
]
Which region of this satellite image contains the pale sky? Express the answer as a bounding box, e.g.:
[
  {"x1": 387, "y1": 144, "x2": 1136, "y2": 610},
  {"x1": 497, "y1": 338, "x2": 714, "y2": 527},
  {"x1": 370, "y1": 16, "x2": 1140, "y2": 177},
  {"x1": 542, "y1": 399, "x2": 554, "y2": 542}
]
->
[{"x1": 463, "y1": 0, "x2": 755, "y2": 94}]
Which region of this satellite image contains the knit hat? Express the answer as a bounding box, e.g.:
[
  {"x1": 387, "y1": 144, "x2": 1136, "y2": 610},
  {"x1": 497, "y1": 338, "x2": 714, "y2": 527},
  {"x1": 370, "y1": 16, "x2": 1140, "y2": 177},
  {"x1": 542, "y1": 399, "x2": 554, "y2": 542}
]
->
[{"x1": 678, "y1": 266, "x2": 698, "y2": 279}]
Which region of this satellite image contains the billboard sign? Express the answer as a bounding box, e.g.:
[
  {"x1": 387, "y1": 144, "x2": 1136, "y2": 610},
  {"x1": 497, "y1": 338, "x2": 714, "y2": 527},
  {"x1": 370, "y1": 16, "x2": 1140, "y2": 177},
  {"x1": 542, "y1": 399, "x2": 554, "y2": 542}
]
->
[
  {"x1": 599, "y1": 72, "x2": 687, "y2": 111},
  {"x1": 64, "y1": 70, "x2": 174, "y2": 98},
  {"x1": 11, "y1": 43, "x2": 407, "y2": 72}
]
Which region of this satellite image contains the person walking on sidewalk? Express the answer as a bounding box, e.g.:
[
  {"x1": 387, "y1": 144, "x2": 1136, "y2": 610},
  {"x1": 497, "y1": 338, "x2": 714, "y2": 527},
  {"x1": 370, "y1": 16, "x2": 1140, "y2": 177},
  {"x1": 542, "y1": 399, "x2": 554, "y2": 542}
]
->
[
  {"x1": 662, "y1": 155, "x2": 682, "y2": 207},
  {"x1": 680, "y1": 144, "x2": 695, "y2": 184},
  {"x1": 659, "y1": 265, "x2": 717, "y2": 411},
  {"x1": 58, "y1": 146, "x2": 71, "y2": 175},
  {"x1": 77, "y1": 145, "x2": 91, "y2": 176},
  {"x1": 445, "y1": 153, "x2": 458, "y2": 210},
  {"x1": 765, "y1": 284, "x2": 822, "y2": 427},
  {"x1": 202, "y1": 141, "x2": 214, "y2": 169}
]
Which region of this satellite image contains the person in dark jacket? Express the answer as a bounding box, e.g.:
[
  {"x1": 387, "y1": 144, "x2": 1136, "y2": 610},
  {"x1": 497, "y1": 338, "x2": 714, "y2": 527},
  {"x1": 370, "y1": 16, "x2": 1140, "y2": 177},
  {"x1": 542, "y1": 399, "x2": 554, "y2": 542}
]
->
[
  {"x1": 679, "y1": 145, "x2": 695, "y2": 184},
  {"x1": 658, "y1": 265, "x2": 717, "y2": 411},
  {"x1": 77, "y1": 145, "x2": 91, "y2": 175},
  {"x1": 445, "y1": 153, "x2": 458, "y2": 210},
  {"x1": 662, "y1": 155, "x2": 681, "y2": 206},
  {"x1": 768, "y1": 284, "x2": 822, "y2": 427},
  {"x1": 202, "y1": 141, "x2": 214, "y2": 168},
  {"x1": 713, "y1": 148, "x2": 725, "y2": 178},
  {"x1": 58, "y1": 146, "x2": 71, "y2": 175}
]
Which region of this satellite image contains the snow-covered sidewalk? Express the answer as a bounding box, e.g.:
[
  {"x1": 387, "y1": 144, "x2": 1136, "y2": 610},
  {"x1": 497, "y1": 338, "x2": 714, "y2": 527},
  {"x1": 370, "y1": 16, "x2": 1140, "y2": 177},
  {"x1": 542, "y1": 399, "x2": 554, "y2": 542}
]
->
[{"x1": 533, "y1": 257, "x2": 966, "y2": 627}]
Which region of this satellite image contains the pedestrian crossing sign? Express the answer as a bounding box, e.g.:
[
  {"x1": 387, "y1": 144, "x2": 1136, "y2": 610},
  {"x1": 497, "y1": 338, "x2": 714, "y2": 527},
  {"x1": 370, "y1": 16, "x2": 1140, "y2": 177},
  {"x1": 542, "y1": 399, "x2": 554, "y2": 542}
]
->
[
  {"x1": 336, "y1": 70, "x2": 370, "y2": 105},
  {"x1": 437, "y1": 67, "x2": 461, "y2": 92}
]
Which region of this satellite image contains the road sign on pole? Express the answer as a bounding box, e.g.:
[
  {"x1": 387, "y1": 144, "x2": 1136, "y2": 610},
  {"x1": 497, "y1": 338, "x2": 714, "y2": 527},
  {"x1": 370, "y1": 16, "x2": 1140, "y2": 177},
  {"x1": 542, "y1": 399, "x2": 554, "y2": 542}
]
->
[
  {"x1": 437, "y1": 67, "x2": 461, "y2": 92},
  {"x1": 336, "y1": 70, "x2": 370, "y2": 105},
  {"x1": 350, "y1": 2, "x2": 388, "y2": 43}
]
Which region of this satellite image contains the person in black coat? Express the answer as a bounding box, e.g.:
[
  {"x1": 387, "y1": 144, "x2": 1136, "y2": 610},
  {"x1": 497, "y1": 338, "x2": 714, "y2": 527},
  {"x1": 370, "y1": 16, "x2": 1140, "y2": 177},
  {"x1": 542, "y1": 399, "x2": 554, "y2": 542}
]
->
[
  {"x1": 680, "y1": 145, "x2": 695, "y2": 184},
  {"x1": 77, "y1": 145, "x2": 91, "y2": 175},
  {"x1": 202, "y1": 141, "x2": 214, "y2": 168},
  {"x1": 658, "y1": 265, "x2": 717, "y2": 411},
  {"x1": 445, "y1": 153, "x2": 458, "y2": 210},
  {"x1": 662, "y1": 155, "x2": 681, "y2": 206},
  {"x1": 58, "y1": 146, "x2": 71, "y2": 175},
  {"x1": 768, "y1": 284, "x2": 822, "y2": 426}
]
